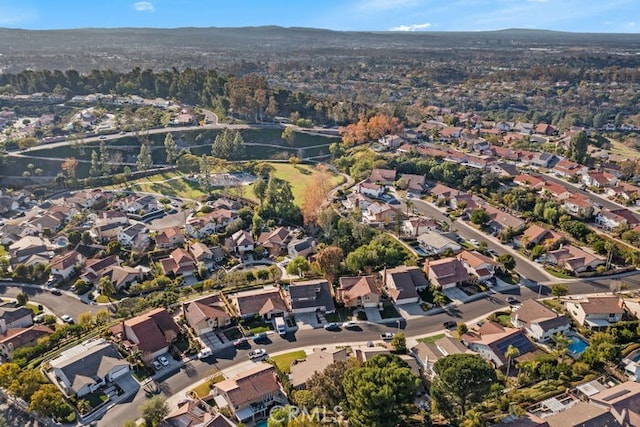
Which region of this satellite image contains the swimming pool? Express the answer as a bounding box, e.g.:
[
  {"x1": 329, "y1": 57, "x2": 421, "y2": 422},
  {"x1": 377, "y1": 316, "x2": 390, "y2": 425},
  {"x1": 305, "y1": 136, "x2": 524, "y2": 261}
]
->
[
  {"x1": 413, "y1": 246, "x2": 430, "y2": 256},
  {"x1": 256, "y1": 421, "x2": 268, "y2": 427},
  {"x1": 568, "y1": 335, "x2": 589, "y2": 356}
]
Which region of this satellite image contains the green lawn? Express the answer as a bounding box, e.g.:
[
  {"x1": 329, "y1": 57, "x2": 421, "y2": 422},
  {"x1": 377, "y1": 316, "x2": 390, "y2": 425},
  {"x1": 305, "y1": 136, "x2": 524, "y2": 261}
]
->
[
  {"x1": 126, "y1": 177, "x2": 208, "y2": 200},
  {"x1": 83, "y1": 391, "x2": 108, "y2": 408},
  {"x1": 608, "y1": 138, "x2": 640, "y2": 160},
  {"x1": 270, "y1": 350, "x2": 307, "y2": 374},
  {"x1": 417, "y1": 333, "x2": 445, "y2": 344},
  {"x1": 269, "y1": 163, "x2": 345, "y2": 206},
  {"x1": 25, "y1": 303, "x2": 42, "y2": 315},
  {"x1": 379, "y1": 302, "x2": 401, "y2": 319},
  {"x1": 544, "y1": 267, "x2": 574, "y2": 279}
]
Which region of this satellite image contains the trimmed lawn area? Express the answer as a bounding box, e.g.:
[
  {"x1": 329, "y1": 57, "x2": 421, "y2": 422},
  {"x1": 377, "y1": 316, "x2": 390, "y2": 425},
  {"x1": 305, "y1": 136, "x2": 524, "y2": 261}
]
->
[
  {"x1": 325, "y1": 306, "x2": 354, "y2": 322},
  {"x1": 223, "y1": 327, "x2": 243, "y2": 341},
  {"x1": 544, "y1": 267, "x2": 574, "y2": 279},
  {"x1": 132, "y1": 368, "x2": 150, "y2": 382},
  {"x1": 417, "y1": 333, "x2": 445, "y2": 344},
  {"x1": 270, "y1": 350, "x2": 307, "y2": 374},
  {"x1": 126, "y1": 177, "x2": 207, "y2": 200},
  {"x1": 25, "y1": 303, "x2": 42, "y2": 315},
  {"x1": 240, "y1": 315, "x2": 273, "y2": 334},
  {"x1": 83, "y1": 391, "x2": 108, "y2": 408}
]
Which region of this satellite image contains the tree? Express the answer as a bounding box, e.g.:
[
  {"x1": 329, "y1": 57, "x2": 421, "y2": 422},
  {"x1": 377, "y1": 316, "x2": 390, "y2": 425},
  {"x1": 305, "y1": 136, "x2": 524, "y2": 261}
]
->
[
  {"x1": 253, "y1": 176, "x2": 268, "y2": 206},
  {"x1": 78, "y1": 311, "x2": 93, "y2": 327},
  {"x1": 136, "y1": 143, "x2": 153, "y2": 171},
  {"x1": 505, "y1": 345, "x2": 521, "y2": 379},
  {"x1": 98, "y1": 276, "x2": 115, "y2": 299},
  {"x1": 306, "y1": 360, "x2": 350, "y2": 408},
  {"x1": 498, "y1": 254, "x2": 516, "y2": 271},
  {"x1": 551, "y1": 284, "x2": 568, "y2": 300},
  {"x1": 61, "y1": 157, "x2": 78, "y2": 179},
  {"x1": 164, "y1": 132, "x2": 178, "y2": 164},
  {"x1": 141, "y1": 395, "x2": 169, "y2": 427},
  {"x1": 431, "y1": 354, "x2": 499, "y2": 424},
  {"x1": 282, "y1": 126, "x2": 296, "y2": 147},
  {"x1": 29, "y1": 384, "x2": 68, "y2": 419},
  {"x1": 16, "y1": 291, "x2": 28, "y2": 306},
  {"x1": 566, "y1": 131, "x2": 589, "y2": 165},
  {"x1": 343, "y1": 354, "x2": 420, "y2": 427},
  {"x1": 100, "y1": 140, "x2": 111, "y2": 174},
  {"x1": 286, "y1": 256, "x2": 311, "y2": 277},
  {"x1": 391, "y1": 333, "x2": 407, "y2": 354},
  {"x1": 314, "y1": 246, "x2": 344, "y2": 284},
  {"x1": 457, "y1": 323, "x2": 469, "y2": 336},
  {"x1": 470, "y1": 209, "x2": 491, "y2": 227},
  {"x1": 89, "y1": 150, "x2": 100, "y2": 176},
  {"x1": 9, "y1": 369, "x2": 47, "y2": 402},
  {"x1": 0, "y1": 363, "x2": 20, "y2": 388}
]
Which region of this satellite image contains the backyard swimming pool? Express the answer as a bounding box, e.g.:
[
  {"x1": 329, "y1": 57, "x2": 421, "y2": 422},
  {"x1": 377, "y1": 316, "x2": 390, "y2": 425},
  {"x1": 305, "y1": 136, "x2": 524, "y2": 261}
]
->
[{"x1": 568, "y1": 335, "x2": 589, "y2": 356}]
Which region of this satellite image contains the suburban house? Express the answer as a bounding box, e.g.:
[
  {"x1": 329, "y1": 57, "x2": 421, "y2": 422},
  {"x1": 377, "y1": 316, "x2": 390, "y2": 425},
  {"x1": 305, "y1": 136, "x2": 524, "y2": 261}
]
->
[
  {"x1": 417, "y1": 231, "x2": 461, "y2": 255},
  {"x1": 117, "y1": 223, "x2": 149, "y2": 248},
  {"x1": 212, "y1": 363, "x2": 285, "y2": 424},
  {"x1": 582, "y1": 171, "x2": 618, "y2": 188},
  {"x1": 456, "y1": 250, "x2": 499, "y2": 281},
  {"x1": 0, "y1": 306, "x2": 34, "y2": 330},
  {"x1": 552, "y1": 159, "x2": 588, "y2": 178},
  {"x1": 588, "y1": 381, "x2": 640, "y2": 427},
  {"x1": 112, "y1": 308, "x2": 181, "y2": 363},
  {"x1": 8, "y1": 235, "x2": 53, "y2": 266},
  {"x1": 379, "y1": 134, "x2": 404, "y2": 149},
  {"x1": 430, "y1": 184, "x2": 460, "y2": 202},
  {"x1": 337, "y1": 275, "x2": 382, "y2": 308},
  {"x1": 514, "y1": 173, "x2": 545, "y2": 188},
  {"x1": 514, "y1": 224, "x2": 565, "y2": 249},
  {"x1": 186, "y1": 210, "x2": 235, "y2": 238},
  {"x1": 562, "y1": 193, "x2": 596, "y2": 217},
  {"x1": 227, "y1": 230, "x2": 254, "y2": 255},
  {"x1": 596, "y1": 208, "x2": 640, "y2": 231},
  {"x1": 82, "y1": 255, "x2": 120, "y2": 283},
  {"x1": 511, "y1": 299, "x2": 570, "y2": 342},
  {"x1": 606, "y1": 182, "x2": 640, "y2": 204},
  {"x1": 49, "y1": 339, "x2": 130, "y2": 398},
  {"x1": 94, "y1": 222, "x2": 124, "y2": 242},
  {"x1": 362, "y1": 202, "x2": 398, "y2": 225},
  {"x1": 538, "y1": 181, "x2": 571, "y2": 200},
  {"x1": 530, "y1": 152, "x2": 557, "y2": 168},
  {"x1": 182, "y1": 295, "x2": 231, "y2": 336},
  {"x1": 160, "y1": 248, "x2": 197, "y2": 277},
  {"x1": 48, "y1": 250, "x2": 85, "y2": 280},
  {"x1": 355, "y1": 180, "x2": 385, "y2": 198},
  {"x1": 546, "y1": 245, "x2": 604, "y2": 273},
  {"x1": 102, "y1": 265, "x2": 143, "y2": 291},
  {"x1": 398, "y1": 174, "x2": 427, "y2": 195},
  {"x1": 234, "y1": 287, "x2": 288, "y2": 320},
  {"x1": 412, "y1": 336, "x2": 475, "y2": 378},
  {"x1": 155, "y1": 227, "x2": 185, "y2": 250},
  {"x1": 343, "y1": 192, "x2": 370, "y2": 211},
  {"x1": 425, "y1": 257, "x2": 470, "y2": 289},
  {"x1": 403, "y1": 218, "x2": 439, "y2": 237},
  {"x1": 450, "y1": 193, "x2": 481, "y2": 211},
  {"x1": 0, "y1": 324, "x2": 53, "y2": 360},
  {"x1": 381, "y1": 265, "x2": 428, "y2": 305},
  {"x1": 257, "y1": 227, "x2": 292, "y2": 258},
  {"x1": 369, "y1": 168, "x2": 397, "y2": 186},
  {"x1": 289, "y1": 347, "x2": 348, "y2": 389},
  {"x1": 483, "y1": 205, "x2": 526, "y2": 234},
  {"x1": 490, "y1": 162, "x2": 518, "y2": 177},
  {"x1": 162, "y1": 399, "x2": 237, "y2": 427},
  {"x1": 287, "y1": 237, "x2": 317, "y2": 259},
  {"x1": 287, "y1": 279, "x2": 335, "y2": 314},
  {"x1": 461, "y1": 321, "x2": 536, "y2": 368},
  {"x1": 565, "y1": 296, "x2": 625, "y2": 329},
  {"x1": 189, "y1": 242, "x2": 215, "y2": 271}
]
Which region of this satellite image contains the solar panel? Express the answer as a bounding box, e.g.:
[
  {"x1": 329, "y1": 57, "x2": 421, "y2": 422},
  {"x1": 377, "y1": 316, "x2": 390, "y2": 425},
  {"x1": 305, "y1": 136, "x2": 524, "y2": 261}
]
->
[{"x1": 602, "y1": 389, "x2": 630, "y2": 402}]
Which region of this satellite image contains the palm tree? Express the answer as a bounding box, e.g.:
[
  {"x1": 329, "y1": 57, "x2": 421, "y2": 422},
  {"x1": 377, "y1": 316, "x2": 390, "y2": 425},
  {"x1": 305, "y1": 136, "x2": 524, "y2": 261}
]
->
[
  {"x1": 605, "y1": 240, "x2": 617, "y2": 269},
  {"x1": 551, "y1": 332, "x2": 571, "y2": 360},
  {"x1": 405, "y1": 199, "x2": 414, "y2": 216},
  {"x1": 505, "y1": 344, "x2": 520, "y2": 379}
]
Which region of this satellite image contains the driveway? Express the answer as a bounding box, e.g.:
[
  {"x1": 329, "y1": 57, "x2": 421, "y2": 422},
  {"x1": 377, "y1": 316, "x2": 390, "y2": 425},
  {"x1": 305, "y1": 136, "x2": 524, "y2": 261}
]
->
[
  {"x1": 201, "y1": 331, "x2": 224, "y2": 349},
  {"x1": 363, "y1": 307, "x2": 382, "y2": 322},
  {"x1": 443, "y1": 287, "x2": 472, "y2": 304},
  {"x1": 295, "y1": 312, "x2": 320, "y2": 329},
  {"x1": 395, "y1": 302, "x2": 426, "y2": 319}
]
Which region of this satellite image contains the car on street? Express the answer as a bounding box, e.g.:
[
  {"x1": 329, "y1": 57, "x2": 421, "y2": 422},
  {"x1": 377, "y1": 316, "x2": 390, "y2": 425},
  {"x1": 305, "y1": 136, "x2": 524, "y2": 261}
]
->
[
  {"x1": 152, "y1": 360, "x2": 162, "y2": 370},
  {"x1": 487, "y1": 249, "x2": 498, "y2": 256},
  {"x1": 61, "y1": 314, "x2": 74, "y2": 324},
  {"x1": 443, "y1": 320, "x2": 457, "y2": 329},
  {"x1": 198, "y1": 347, "x2": 212, "y2": 359},
  {"x1": 248, "y1": 348, "x2": 267, "y2": 360},
  {"x1": 50, "y1": 289, "x2": 62, "y2": 296},
  {"x1": 380, "y1": 332, "x2": 395, "y2": 340},
  {"x1": 158, "y1": 355, "x2": 169, "y2": 366},
  {"x1": 233, "y1": 337, "x2": 249, "y2": 347},
  {"x1": 99, "y1": 135, "x2": 107, "y2": 140},
  {"x1": 469, "y1": 239, "x2": 479, "y2": 246},
  {"x1": 343, "y1": 321, "x2": 358, "y2": 329},
  {"x1": 506, "y1": 296, "x2": 519, "y2": 304},
  {"x1": 324, "y1": 322, "x2": 340, "y2": 331}
]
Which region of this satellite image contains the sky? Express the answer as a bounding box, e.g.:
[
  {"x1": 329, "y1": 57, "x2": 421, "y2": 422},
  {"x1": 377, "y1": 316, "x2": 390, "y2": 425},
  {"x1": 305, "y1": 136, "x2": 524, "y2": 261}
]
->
[{"x1": 0, "y1": 0, "x2": 637, "y2": 33}]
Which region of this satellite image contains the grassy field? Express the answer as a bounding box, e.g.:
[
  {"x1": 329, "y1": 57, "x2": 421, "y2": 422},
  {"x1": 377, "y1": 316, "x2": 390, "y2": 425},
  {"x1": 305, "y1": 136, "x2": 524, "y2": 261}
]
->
[
  {"x1": 608, "y1": 138, "x2": 640, "y2": 160},
  {"x1": 269, "y1": 163, "x2": 345, "y2": 206},
  {"x1": 417, "y1": 333, "x2": 445, "y2": 344},
  {"x1": 127, "y1": 176, "x2": 208, "y2": 200},
  {"x1": 270, "y1": 350, "x2": 307, "y2": 374}
]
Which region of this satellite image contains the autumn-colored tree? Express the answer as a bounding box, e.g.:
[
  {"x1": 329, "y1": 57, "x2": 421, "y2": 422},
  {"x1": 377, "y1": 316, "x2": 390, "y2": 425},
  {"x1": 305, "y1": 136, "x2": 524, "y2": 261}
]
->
[
  {"x1": 315, "y1": 246, "x2": 344, "y2": 284},
  {"x1": 339, "y1": 113, "x2": 404, "y2": 146},
  {"x1": 61, "y1": 157, "x2": 78, "y2": 178},
  {"x1": 301, "y1": 164, "x2": 332, "y2": 226}
]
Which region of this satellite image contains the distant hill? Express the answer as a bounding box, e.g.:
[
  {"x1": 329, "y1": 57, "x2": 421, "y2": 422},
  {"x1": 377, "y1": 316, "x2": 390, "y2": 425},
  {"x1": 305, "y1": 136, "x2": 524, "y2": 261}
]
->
[{"x1": 0, "y1": 26, "x2": 639, "y2": 73}]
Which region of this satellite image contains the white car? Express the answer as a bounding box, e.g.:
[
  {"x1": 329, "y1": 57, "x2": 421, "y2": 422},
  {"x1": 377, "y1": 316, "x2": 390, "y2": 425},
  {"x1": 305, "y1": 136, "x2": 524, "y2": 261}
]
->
[
  {"x1": 158, "y1": 355, "x2": 169, "y2": 366},
  {"x1": 380, "y1": 332, "x2": 395, "y2": 340},
  {"x1": 343, "y1": 321, "x2": 358, "y2": 329},
  {"x1": 152, "y1": 360, "x2": 162, "y2": 370},
  {"x1": 469, "y1": 239, "x2": 480, "y2": 246},
  {"x1": 61, "y1": 314, "x2": 74, "y2": 324},
  {"x1": 248, "y1": 349, "x2": 267, "y2": 360}
]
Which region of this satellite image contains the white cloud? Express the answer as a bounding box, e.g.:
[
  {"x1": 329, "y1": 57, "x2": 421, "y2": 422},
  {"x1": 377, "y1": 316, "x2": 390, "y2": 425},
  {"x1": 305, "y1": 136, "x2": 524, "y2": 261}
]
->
[
  {"x1": 134, "y1": 2, "x2": 155, "y2": 12},
  {"x1": 389, "y1": 22, "x2": 432, "y2": 31}
]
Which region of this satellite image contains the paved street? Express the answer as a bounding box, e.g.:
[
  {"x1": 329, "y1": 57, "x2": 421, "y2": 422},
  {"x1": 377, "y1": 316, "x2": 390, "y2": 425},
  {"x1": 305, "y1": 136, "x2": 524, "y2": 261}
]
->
[{"x1": 0, "y1": 283, "x2": 103, "y2": 319}]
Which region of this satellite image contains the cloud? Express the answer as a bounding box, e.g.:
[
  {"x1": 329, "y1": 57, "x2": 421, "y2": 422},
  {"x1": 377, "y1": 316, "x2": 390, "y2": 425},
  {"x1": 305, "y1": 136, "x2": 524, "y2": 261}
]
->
[
  {"x1": 134, "y1": 2, "x2": 155, "y2": 12},
  {"x1": 389, "y1": 22, "x2": 432, "y2": 31}
]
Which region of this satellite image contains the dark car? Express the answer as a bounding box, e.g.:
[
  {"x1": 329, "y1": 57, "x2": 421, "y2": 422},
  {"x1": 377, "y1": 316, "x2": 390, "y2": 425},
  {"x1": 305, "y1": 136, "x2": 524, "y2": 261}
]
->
[
  {"x1": 252, "y1": 332, "x2": 268, "y2": 342},
  {"x1": 324, "y1": 322, "x2": 340, "y2": 331},
  {"x1": 443, "y1": 320, "x2": 457, "y2": 329},
  {"x1": 50, "y1": 289, "x2": 62, "y2": 296}
]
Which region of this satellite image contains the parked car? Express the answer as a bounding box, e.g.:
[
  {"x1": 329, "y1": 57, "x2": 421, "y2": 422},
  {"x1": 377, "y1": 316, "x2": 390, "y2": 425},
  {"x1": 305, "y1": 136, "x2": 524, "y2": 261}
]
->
[
  {"x1": 61, "y1": 314, "x2": 74, "y2": 324},
  {"x1": 158, "y1": 355, "x2": 169, "y2": 366},
  {"x1": 469, "y1": 239, "x2": 479, "y2": 246},
  {"x1": 50, "y1": 289, "x2": 62, "y2": 296},
  {"x1": 233, "y1": 337, "x2": 249, "y2": 347},
  {"x1": 324, "y1": 322, "x2": 340, "y2": 331},
  {"x1": 198, "y1": 347, "x2": 212, "y2": 359},
  {"x1": 443, "y1": 320, "x2": 457, "y2": 329},
  {"x1": 380, "y1": 332, "x2": 395, "y2": 340},
  {"x1": 343, "y1": 321, "x2": 358, "y2": 329},
  {"x1": 248, "y1": 349, "x2": 267, "y2": 360},
  {"x1": 506, "y1": 296, "x2": 519, "y2": 304},
  {"x1": 252, "y1": 332, "x2": 268, "y2": 342},
  {"x1": 152, "y1": 360, "x2": 162, "y2": 370}
]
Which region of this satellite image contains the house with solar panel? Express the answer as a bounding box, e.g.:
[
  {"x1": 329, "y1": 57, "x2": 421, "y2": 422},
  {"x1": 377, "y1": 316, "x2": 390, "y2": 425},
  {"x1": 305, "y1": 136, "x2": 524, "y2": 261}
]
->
[{"x1": 461, "y1": 321, "x2": 536, "y2": 369}]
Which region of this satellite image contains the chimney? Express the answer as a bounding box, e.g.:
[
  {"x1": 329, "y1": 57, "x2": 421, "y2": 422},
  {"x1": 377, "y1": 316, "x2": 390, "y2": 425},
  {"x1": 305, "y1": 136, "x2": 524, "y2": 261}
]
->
[{"x1": 383, "y1": 266, "x2": 387, "y2": 288}]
